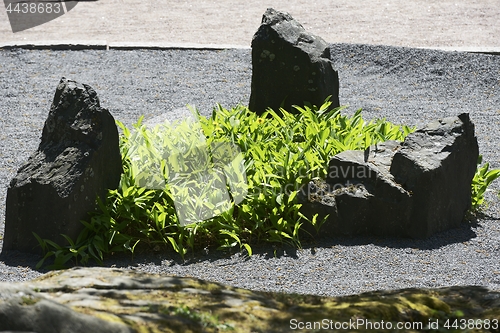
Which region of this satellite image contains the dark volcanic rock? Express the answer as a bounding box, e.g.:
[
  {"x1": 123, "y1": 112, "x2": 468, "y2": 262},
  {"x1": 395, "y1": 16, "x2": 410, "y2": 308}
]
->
[
  {"x1": 2, "y1": 78, "x2": 122, "y2": 254},
  {"x1": 248, "y1": 8, "x2": 340, "y2": 115},
  {"x1": 299, "y1": 140, "x2": 412, "y2": 238},
  {"x1": 390, "y1": 113, "x2": 479, "y2": 238},
  {"x1": 299, "y1": 113, "x2": 479, "y2": 239}
]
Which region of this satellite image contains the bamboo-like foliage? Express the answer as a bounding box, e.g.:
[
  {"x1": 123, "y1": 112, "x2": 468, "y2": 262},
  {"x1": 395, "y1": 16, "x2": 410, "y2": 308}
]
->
[{"x1": 34, "y1": 100, "x2": 498, "y2": 269}]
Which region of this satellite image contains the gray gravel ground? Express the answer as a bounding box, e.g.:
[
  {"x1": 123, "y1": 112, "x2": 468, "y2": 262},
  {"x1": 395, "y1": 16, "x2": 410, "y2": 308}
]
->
[{"x1": 0, "y1": 44, "x2": 499, "y2": 297}]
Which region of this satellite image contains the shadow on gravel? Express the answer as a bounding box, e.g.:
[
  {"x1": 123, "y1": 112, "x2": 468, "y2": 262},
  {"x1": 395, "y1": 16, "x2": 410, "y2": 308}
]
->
[
  {"x1": 308, "y1": 220, "x2": 480, "y2": 251},
  {"x1": 0, "y1": 218, "x2": 486, "y2": 270},
  {"x1": 98, "y1": 242, "x2": 302, "y2": 270},
  {"x1": 95, "y1": 219, "x2": 484, "y2": 269},
  {"x1": 0, "y1": 248, "x2": 48, "y2": 272}
]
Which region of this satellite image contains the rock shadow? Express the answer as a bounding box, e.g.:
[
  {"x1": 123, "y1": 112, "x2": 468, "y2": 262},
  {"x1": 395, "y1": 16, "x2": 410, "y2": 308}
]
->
[{"x1": 303, "y1": 219, "x2": 480, "y2": 251}]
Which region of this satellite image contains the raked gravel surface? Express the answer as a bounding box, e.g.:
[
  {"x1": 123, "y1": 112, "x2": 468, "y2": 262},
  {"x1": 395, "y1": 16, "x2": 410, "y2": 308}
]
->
[{"x1": 0, "y1": 44, "x2": 499, "y2": 297}]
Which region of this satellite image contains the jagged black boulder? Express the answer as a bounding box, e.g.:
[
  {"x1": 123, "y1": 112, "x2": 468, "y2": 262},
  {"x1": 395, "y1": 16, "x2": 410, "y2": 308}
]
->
[
  {"x1": 390, "y1": 113, "x2": 479, "y2": 238},
  {"x1": 249, "y1": 8, "x2": 340, "y2": 115},
  {"x1": 2, "y1": 78, "x2": 122, "y2": 254},
  {"x1": 299, "y1": 113, "x2": 479, "y2": 239}
]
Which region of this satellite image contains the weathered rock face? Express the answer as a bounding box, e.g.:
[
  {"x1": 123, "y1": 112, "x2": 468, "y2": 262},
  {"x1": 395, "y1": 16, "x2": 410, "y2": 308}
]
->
[
  {"x1": 391, "y1": 113, "x2": 479, "y2": 238},
  {"x1": 0, "y1": 267, "x2": 498, "y2": 333},
  {"x1": 299, "y1": 113, "x2": 479, "y2": 239},
  {"x1": 0, "y1": 290, "x2": 133, "y2": 333},
  {"x1": 248, "y1": 8, "x2": 340, "y2": 115},
  {"x1": 2, "y1": 78, "x2": 122, "y2": 254}
]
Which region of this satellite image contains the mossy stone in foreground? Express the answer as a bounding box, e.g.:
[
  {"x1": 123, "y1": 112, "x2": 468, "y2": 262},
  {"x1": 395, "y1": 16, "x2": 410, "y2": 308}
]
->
[{"x1": 1, "y1": 267, "x2": 498, "y2": 332}]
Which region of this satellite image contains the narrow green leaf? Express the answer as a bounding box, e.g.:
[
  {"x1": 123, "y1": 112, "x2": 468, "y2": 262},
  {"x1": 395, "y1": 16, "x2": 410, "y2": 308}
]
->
[{"x1": 243, "y1": 243, "x2": 253, "y2": 256}]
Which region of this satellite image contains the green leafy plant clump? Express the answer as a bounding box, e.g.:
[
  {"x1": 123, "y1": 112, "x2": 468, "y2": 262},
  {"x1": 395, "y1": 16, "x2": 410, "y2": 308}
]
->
[
  {"x1": 34, "y1": 101, "x2": 499, "y2": 269},
  {"x1": 471, "y1": 155, "x2": 500, "y2": 212}
]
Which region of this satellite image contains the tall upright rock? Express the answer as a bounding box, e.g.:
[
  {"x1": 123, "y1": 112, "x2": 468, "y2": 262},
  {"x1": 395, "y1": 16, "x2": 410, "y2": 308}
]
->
[
  {"x1": 2, "y1": 78, "x2": 122, "y2": 254},
  {"x1": 249, "y1": 8, "x2": 340, "y2": 115},
  {"x1": 390, "y1": 113, "x2": 479, "y2": 238}
]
